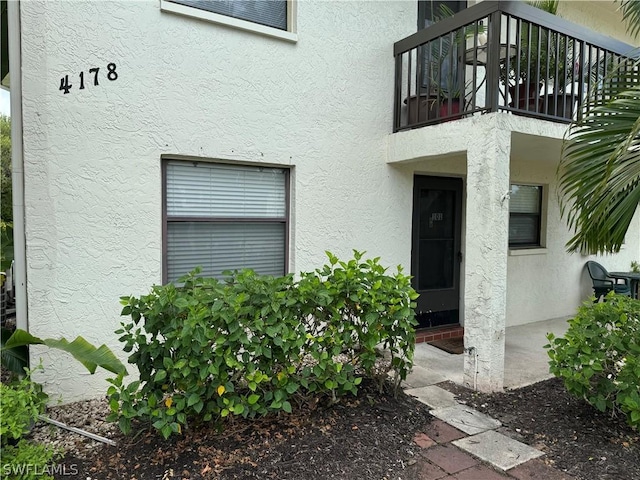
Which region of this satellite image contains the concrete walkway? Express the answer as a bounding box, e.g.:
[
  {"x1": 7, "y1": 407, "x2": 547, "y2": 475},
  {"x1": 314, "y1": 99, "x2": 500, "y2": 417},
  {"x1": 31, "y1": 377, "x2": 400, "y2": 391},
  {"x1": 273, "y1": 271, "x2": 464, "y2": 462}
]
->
[
  {"x1": 412, "y1": 317, "x2": 571, "y2": 389},
  {"x1": 402, "y1": 317, "x2": 575, "y2": 478},
  {"x1": 403, "y1": 370, "x2": 575, "y2": 479}
]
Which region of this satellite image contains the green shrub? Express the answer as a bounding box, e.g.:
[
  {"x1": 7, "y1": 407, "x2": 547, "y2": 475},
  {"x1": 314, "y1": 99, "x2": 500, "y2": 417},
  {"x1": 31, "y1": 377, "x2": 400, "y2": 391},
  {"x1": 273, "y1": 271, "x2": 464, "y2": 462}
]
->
[
  {"x1": 0, "y1": 368, "x2": 61, "y2": 480},
  {"x1": 1, "y1": 440, "x2": 61, "y2": 480},
  {"x1": 0, "y1": 369, "x2": 48, "y2": 441},
  {"x1": 297, "y1": 251, "x2": 417, "y2": 392},
  {"x1": 545, "y1": 293, "x2": 640, "y2": 430},
  {"x1": 108, "y1": 251, "x2": 418, "y2": 438}
]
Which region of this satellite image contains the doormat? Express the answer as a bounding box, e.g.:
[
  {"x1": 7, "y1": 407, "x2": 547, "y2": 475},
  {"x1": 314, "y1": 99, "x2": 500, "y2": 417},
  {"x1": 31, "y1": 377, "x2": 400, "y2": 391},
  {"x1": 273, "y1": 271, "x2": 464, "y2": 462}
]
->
[{"x1": 428, "y1": 337, "x2": 464, "y2": 355}]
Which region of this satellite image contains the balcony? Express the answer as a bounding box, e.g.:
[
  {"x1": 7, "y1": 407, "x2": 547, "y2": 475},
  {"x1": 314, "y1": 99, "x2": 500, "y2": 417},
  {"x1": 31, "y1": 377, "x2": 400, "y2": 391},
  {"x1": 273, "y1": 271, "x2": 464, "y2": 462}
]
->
[{"x1": 393, "y1": 1, "x2": 636, "y2": 132}]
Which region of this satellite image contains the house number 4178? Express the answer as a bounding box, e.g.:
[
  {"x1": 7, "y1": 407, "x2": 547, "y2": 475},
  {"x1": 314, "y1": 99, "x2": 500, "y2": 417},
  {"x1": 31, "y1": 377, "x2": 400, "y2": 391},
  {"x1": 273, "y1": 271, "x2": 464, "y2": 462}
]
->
[{"x1": 59, "y1": 63, "x2": 118, "y2": 94}]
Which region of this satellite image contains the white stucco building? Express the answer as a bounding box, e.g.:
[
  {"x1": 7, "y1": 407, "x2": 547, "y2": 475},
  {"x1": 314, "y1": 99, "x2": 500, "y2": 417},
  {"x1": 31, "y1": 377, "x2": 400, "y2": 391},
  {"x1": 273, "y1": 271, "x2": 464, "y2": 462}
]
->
[{"x1": 6, "y1": 0, "x2": 639, "y2": 401}]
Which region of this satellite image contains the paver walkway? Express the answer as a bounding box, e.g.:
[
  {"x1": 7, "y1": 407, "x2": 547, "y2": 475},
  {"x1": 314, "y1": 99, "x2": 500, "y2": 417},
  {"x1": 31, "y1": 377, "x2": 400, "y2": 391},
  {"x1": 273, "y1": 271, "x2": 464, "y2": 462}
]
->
[{"x1": 404, "y1": 365, "x2": 576, "y2": 479}]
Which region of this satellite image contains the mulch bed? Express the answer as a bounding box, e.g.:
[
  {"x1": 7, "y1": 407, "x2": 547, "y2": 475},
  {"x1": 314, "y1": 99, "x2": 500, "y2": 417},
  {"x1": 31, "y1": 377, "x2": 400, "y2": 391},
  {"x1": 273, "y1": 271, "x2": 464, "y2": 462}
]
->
[
  {"x1": 448, "y1": 378, "x2": 640, "y2": 480},
  {"x1": 43, "y1": 376, "x2": 639, "y2": 480},
  {"x1": 56, "y1": 381, "x2": 433, "y2": 480}
]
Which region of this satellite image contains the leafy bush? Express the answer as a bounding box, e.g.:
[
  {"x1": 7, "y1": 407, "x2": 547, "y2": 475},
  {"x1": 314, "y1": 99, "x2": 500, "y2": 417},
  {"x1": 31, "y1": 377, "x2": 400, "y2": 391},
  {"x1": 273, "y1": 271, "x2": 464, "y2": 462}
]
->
[
  {"x1": 297, "y1": 251, "x2": 417, "y2": 392},
  {"x1": 108, "y1": 251, "x2": 418, "y2": 438},
  {"x1": 0, "y1": 368, "x2": 48, "y2": 441},
  {"x1": 1, "y1": 440, "x2": 61, "y2": 480},
  {"x1": 0, "y1": 368, "x2": 61, "y2": 480},
  {"x1": 545, "y1": 294, "x2": 640, "y2": 430}
]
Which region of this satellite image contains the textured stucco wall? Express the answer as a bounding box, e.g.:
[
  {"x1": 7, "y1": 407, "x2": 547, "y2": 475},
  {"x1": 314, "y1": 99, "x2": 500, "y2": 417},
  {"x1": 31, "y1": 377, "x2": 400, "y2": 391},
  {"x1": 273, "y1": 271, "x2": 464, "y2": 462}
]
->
[
  {"x1": 463, "y1": 117, "x2": 511, "y2": 392},
  {"x1": 507, "y1": 152, "x2": 640, "y2": 327},
  {"x1": 21, "y1": 0, "x2": 640, "y2": 400},
  {"x1": 557, "y1": 1, "x2": 638, "y2": 47},
  {"x1": 20, "y1": 0, "x2": 415, "y2": 401},
  {"x1": 388, "y1": 112, "x2": 640, "y2": 391}
]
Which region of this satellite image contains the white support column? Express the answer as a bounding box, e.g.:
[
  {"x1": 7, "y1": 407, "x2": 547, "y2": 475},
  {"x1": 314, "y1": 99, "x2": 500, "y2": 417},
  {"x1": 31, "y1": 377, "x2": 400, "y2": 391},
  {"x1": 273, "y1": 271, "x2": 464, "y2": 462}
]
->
[
  {"x1": 8, "y1": 0, "x2": 28, "y2": 332},
  {"x1": 463, "y1": 118, "x2": 511, "y2": 392}
]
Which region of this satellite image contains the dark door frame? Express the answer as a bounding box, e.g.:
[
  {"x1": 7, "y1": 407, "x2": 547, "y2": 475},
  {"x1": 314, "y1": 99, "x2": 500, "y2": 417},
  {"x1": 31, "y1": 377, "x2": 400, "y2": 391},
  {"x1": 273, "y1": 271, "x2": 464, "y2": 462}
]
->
[{"x1": 411, "y1": 175, "x2": 463, "y2": 327}]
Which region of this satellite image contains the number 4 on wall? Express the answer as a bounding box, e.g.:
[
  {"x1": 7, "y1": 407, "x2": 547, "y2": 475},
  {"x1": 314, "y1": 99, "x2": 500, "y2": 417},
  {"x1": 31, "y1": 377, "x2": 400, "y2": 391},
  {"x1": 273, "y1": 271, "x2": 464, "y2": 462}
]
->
[{"x1": 59, "y1": 75, "x2": 72, "y2": 94}]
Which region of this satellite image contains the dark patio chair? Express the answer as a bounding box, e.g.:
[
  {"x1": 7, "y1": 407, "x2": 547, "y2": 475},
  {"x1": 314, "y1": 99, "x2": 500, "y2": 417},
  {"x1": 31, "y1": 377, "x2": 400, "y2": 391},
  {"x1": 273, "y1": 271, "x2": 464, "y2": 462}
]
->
[{"x1": 585, "y1": 261, "x2": 631, "y2": 300}]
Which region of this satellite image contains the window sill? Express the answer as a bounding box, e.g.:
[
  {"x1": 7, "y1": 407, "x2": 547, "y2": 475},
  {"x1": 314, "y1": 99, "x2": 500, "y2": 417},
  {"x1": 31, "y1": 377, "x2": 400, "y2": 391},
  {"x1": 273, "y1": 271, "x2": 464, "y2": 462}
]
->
[
  {"x1": 160, "y1": 0, "x2": 298, "y2": 43},
  {"x1": 508, "y1": 247, "x2": 547, "y2": 256}
]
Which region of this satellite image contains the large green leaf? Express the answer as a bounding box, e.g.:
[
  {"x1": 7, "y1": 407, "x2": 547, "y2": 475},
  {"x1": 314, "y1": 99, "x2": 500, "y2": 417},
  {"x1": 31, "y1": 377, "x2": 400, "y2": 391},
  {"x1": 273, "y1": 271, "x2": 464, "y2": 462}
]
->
[
  {"x1": 0, "y1": 327, "x2": 28, "y2": 374},
  {"x1": 2, "y1": 328, "x2": 127, "y2": 376}
]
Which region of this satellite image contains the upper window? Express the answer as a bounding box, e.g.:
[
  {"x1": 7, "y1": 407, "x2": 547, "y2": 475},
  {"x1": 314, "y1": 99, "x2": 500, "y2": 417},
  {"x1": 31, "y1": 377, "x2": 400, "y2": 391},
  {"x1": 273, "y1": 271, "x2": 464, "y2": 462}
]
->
[
  {"x1": 164, "y1": 161, "x2": 288, "y2": 283},
  {"x1": 168, "y1": 0, "x2": 287, "y2": 30},
  {"x1": 417, "y1": 1, "x2": 466, "y2": 93},
  {"x1": 418, "y1": 1, "x2": 466, "y2": 29},
  {"x1": 509, "y1": 184, "x2": 542, "y2": 248}
]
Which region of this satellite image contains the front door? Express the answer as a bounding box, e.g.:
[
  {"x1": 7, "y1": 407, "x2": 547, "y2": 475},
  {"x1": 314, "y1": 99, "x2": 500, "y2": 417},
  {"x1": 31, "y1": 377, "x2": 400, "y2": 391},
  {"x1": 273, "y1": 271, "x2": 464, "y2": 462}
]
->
[{"x1": 411, "y1": 176, "x2": 462, "y2": 329}]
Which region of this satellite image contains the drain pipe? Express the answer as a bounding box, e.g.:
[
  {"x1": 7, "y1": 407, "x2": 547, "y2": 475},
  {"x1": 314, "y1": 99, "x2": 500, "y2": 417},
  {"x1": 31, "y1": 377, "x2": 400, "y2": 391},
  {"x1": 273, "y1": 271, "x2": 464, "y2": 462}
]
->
[
  {"x1": 465, "y1": 346, "x2": 479, "y2": 391},
  {"x1": 8, "y1": 0, "x2": 28, "y2": 332}
]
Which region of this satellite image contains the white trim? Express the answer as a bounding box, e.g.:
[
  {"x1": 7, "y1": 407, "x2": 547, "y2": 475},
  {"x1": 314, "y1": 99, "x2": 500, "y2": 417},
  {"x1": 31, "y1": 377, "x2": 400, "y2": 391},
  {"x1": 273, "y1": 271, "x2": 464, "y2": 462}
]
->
[
  {"x1": 508, "y1": 248, "x2": 547, "y2": 256},
  {"x1": 8, "y1": 0, "x2": 28, "y2": 332},
  {"x1": 160, "y1": 0, "x2": 298, "y2": 43}
]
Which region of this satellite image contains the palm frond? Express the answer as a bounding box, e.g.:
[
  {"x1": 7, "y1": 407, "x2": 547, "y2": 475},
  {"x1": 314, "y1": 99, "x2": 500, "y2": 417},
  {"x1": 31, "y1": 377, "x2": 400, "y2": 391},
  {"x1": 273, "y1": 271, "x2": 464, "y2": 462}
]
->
[
  {"x1": 558, "y1": 57, "x2": 640, "y2": 254},
  {"x1": 526, "y1": 0, "x2": 559, "y2": 15},
  {"x1": 618, "y1": 0, "x2": 640, "y2": 39}
]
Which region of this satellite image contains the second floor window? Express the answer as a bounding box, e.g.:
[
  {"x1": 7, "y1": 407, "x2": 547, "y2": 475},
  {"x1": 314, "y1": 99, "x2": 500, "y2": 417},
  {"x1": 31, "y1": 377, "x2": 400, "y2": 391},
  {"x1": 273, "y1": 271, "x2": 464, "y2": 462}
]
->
[
  {"x1": 417, "y1": 1, "x2": 467, "y2": 95},
  {"x1": 169, "y1": 0, "x2": 287, "y2": 30},
  {"x1": 418, "y1": 1, "x2": 466, "y2": 29}
]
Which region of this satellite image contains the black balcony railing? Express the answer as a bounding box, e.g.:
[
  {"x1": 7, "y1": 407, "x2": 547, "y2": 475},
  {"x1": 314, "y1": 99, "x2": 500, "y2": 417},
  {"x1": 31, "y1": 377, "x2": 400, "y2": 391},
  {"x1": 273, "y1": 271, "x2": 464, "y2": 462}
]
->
[{"x1": 393, "y1": 1, "x2": 637, "y2": 132}]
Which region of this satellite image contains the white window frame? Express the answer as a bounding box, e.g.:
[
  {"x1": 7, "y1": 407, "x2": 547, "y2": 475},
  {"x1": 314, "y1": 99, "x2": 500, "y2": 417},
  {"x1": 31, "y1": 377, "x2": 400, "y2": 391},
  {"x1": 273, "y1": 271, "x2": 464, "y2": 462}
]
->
[
  {"x1": 162, "y1": 158, "x2": 290, "y2": 283},
  {"x1": 160, "y1": 0, "x2": 298, "y2": 43}
]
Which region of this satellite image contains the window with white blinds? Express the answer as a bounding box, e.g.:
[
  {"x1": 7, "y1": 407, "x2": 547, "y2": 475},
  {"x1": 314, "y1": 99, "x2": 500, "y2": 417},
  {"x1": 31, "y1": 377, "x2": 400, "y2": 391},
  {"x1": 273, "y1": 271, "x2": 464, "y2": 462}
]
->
[
  {"x1": 509, "y1": 184, "x2": 542, "y2": 247},
  {"x1": 164, "y1": 161, "x2": 288, "y2": 282},
  {"x1": 168, "y1": 0, "x2": 287, "y2": 30}
]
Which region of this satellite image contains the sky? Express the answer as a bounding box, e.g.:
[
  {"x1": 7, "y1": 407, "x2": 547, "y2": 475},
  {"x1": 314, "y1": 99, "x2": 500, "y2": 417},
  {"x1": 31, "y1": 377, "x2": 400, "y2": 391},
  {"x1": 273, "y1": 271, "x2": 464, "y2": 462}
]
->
[{"x1": 0, "y1": 89, "x2": 10, "y2": 116}]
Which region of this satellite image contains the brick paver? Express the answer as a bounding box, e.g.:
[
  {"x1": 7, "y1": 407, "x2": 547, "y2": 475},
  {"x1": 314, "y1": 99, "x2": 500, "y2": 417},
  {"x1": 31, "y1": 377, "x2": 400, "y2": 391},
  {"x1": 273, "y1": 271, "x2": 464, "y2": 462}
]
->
[
  {"x1": 403, "y1": 383, "x2": 578, "y2": 480},
  {"x1": 421, "y1": 444, "x2": 479, "y2": 474},
  {"x1": 423, "y1": 419, "x2": 466, "y2": 443},
  {"x1": 454, "y1": 464, "x2": 512, "y2": 479},
  {"x1": 414, "y1": 433, "x2": 436, "y2": 449},
  {"x1": 508, "y1": 459, "x2": 577, "y2": 480},
  {"x1": 416, "y1": 460, "x2": 449, "y2": 480}
]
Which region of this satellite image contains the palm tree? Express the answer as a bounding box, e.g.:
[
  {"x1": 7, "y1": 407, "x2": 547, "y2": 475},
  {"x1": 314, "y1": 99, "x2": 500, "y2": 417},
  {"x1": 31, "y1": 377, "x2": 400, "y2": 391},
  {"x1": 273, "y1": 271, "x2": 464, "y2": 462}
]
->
[{"x1": 557, "y1": 0, "x2": 640, "y2": 254}]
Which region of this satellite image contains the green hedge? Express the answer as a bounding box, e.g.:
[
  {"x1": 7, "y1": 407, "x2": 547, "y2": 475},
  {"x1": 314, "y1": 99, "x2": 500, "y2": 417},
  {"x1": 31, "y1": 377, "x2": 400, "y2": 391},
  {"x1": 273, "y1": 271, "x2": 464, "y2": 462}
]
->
[
  {"x1": 0, "y1": 369, "x2": 61, "y2": 480},
  {"x1": 545, "y1": 293, "x2": 640, "y2": 430},
  {"x1": 107, "y1": 251, "x2": 418, "y2": 439}
]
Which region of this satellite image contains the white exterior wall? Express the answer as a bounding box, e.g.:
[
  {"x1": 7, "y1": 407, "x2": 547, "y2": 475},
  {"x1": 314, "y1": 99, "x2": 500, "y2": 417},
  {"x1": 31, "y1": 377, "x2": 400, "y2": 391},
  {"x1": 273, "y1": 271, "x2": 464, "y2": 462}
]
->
[
  {"x1": 388, "y1": 112, "x2": 640, "y2": 390},
  {"x1": 557, "y1": 1, "x2": 636, "y2": 46},
  {"x1": 20, "y1": 0, "x2": 416, "y2": 401},
  {"x1": 507, "y1": 154, "x2": 640, "y2": 327},
  {"x1": 19, "y1": 0, "x2": 640, "y2": 400}
]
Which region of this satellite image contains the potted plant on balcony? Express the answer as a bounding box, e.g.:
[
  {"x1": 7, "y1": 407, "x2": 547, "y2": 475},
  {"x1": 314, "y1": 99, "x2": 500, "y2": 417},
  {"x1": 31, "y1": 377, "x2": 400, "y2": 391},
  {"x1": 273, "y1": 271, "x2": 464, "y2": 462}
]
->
[
  {"x1": 422, "y1": 5, "x2": 483, "y2": 121},
  {"x1": 434, "y1": 72, "x2": 464, "y2": 120},
  {"x1": 499, "y1": 0, "x2": 571, "y2": 112}
]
